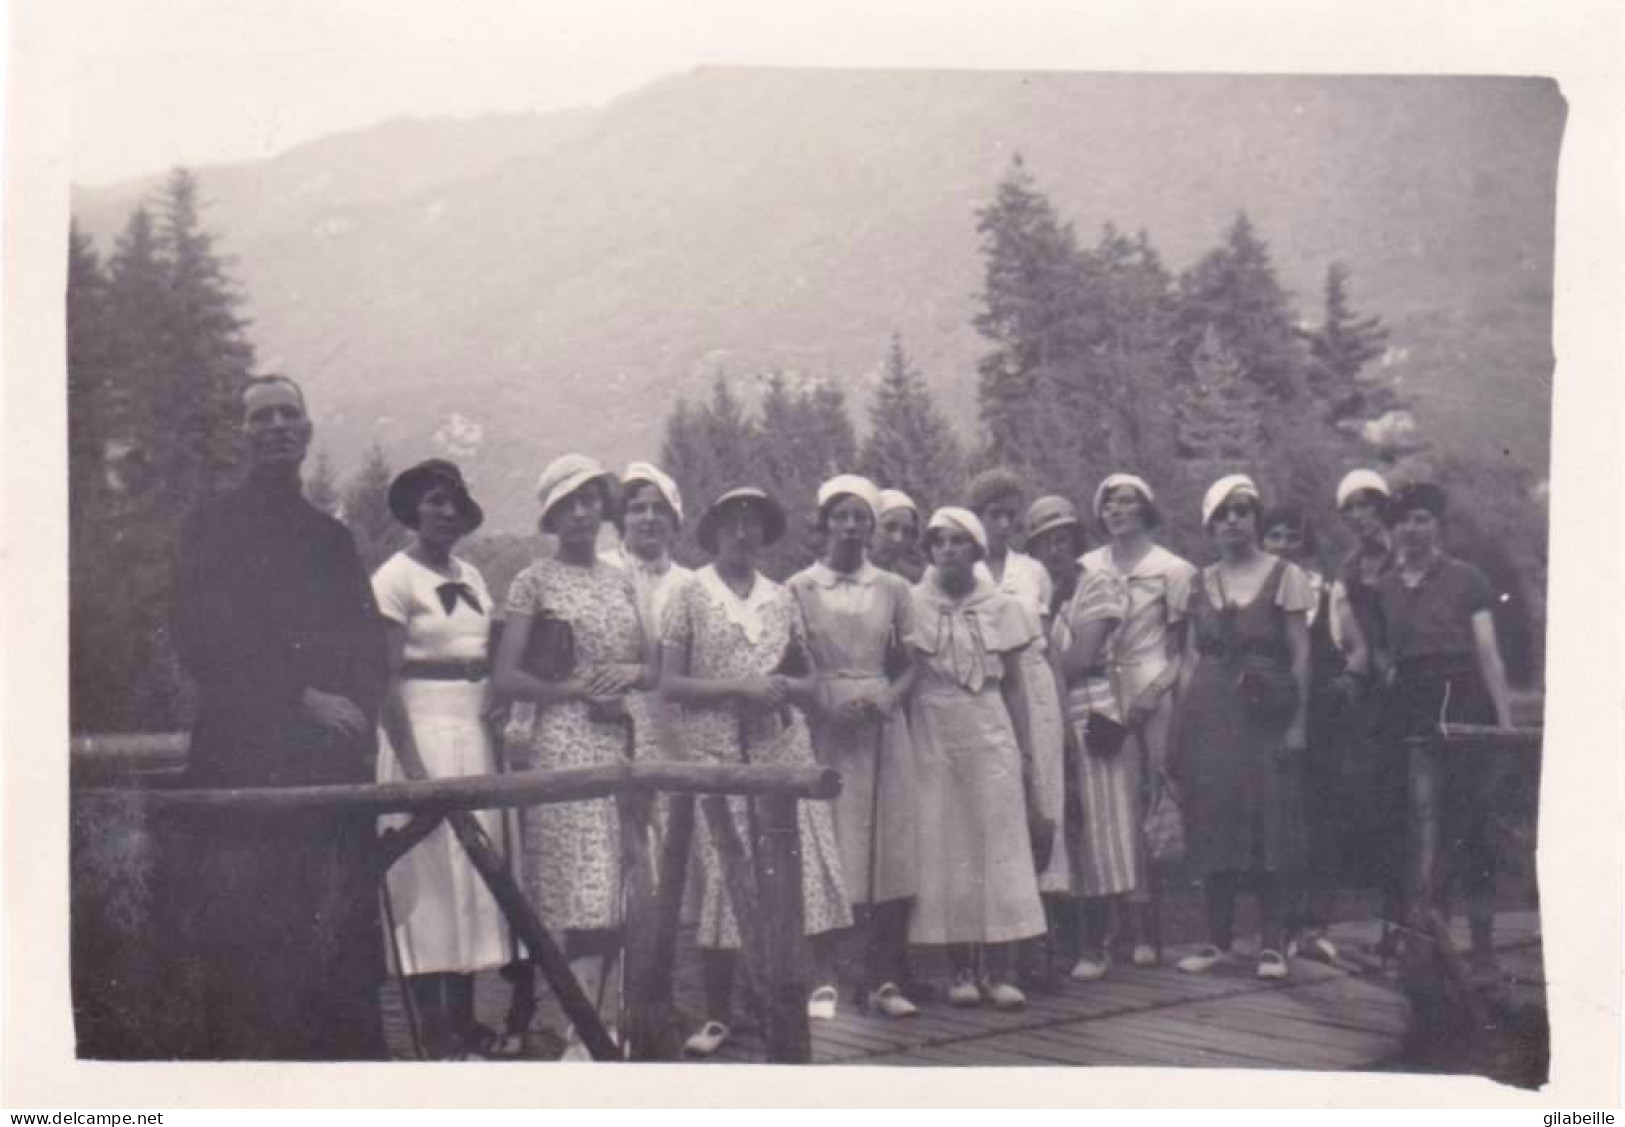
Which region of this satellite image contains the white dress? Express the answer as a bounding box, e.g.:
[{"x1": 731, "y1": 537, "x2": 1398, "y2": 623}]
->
[
  {"x1": 374, "y1": 552, "x2": 511, "y2": 976},
  {"x1": 906, "y1": 573, "x2": 1047, "y2": 945},
  {"x1": 979, "y1": 550, "x2": 1070, "y2": 894},
  {"x1": 788, "y1": 560, "x2": 919, "y2": 905}
]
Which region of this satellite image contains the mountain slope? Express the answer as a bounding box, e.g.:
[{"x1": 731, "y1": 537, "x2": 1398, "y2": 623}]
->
[{"x1": 72, "y1": 68, "x2": 1564, "y2": 530}]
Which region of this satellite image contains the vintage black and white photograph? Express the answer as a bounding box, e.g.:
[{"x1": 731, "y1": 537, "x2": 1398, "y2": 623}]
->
[{"x1": 10, "y1": 0, "x2": 1623, "y2": 1109}]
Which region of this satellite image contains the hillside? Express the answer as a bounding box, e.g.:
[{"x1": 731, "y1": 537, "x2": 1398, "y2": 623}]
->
[{"x1": 72, "y1": 69, "x2": 1564, "y2": 531}]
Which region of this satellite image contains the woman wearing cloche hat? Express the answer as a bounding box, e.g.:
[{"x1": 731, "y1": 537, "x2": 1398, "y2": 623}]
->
[
  {"x1": 659, "y1": 485, "x2": 853, "y2": 1057},
  {"x1": 373, "y1": 459, "x2": 508, "y2": 1059},
  {"x1": 493, "y1": 454, "x2": 648, "y2": 1060},
  {"x1": 787, "y1": 475, "x2": 922, "y2": 1020}
]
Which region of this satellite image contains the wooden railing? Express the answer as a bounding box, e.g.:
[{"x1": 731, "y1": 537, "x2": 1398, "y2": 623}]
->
[
  {"x1": 1402, "y1": 721, "x2": 1544, "y2": 1027},
  {"x1": 71, "y1": 736, "x2": 840, "y2": 1063}
]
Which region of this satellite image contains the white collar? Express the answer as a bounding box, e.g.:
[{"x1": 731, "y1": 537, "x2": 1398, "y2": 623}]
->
[
  {"x1": 808, "y1": 559, "x2": 879, "y2": 589},
  {"x1": 697, "y1": 563, "x2": 776, "y2": 645}
]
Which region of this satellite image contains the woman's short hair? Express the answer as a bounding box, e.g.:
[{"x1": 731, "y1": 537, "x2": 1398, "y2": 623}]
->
[
  {"x1": 922, "y1": 524, "x2": 987, "y2": 562},
  {"x1": 816, "y1": 491, "x2": 878, "y2": 533},
  {"x1": 612, "y1": 477, "x2": 677, "y2": 536},
  {"x1": 1094, "y1": 482, "x2": 1162, "y2": 532},
  {"x1": 1341, "y1": 487, "x2": 1391, "y2": 523},
  {"x1": 540, "y1": 476, "x2": 619, "y2": 534},
  {"x1": 966, "y1": 466, "x2": 1026, "y2": 515},
  {"x1": 1259, "y1": 503, "x2": 1317, "y2": 554}
]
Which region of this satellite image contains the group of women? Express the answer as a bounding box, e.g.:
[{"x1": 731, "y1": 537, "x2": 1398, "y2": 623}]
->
[{"x1": 366, "y1": 453, "x2": 1516, "y2": 1062}]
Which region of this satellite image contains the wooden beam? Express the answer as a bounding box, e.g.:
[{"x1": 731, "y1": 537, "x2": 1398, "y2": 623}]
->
[
  {"x1": 76, "y1": 760, "x2": 842, "y2": 814},
  {"x1": 1437, "y1": 723, "x2": 1543, "y2": 753}
]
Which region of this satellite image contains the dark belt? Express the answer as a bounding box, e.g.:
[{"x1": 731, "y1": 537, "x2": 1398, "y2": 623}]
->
[{"x1": 399, "y1": 658, "x2": 490, "y2": 682}]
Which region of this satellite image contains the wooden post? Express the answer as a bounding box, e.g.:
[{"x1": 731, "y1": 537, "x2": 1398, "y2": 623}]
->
[
  {"x1": 617, "y1": 789, "x2": 661, "y2": 1061},
  {"x1": 1402, "y1": 734, "x2": 1493, "y2": 1037},
  {"x1": 754, "y1": 794, "x2": 810, "y2": 1064},
  {"x1": 699, "y1": 795, "x2": 769, "y2": 1009},
  {"x1": 380, "y1": 740, "x2": 620, "y2": 1062}
]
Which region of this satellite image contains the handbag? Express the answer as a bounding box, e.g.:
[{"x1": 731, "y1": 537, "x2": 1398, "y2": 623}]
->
[
  {"x1": 521, "y1": 611, "x2": 576, "y2": 683},
  {"x1": 1084, "y1": 711, "x2": 1130, "y2": 758},
  {"x1": 1143, "y1": 770, "x2": 1186, "y2": 864}
]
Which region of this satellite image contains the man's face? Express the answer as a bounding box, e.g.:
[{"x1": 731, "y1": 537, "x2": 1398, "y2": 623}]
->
[{"x1": 242, "y1": 381, "x2": 312, "y2": 471}]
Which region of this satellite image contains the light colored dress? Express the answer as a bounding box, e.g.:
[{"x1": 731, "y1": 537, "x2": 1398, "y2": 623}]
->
[
  {"x1": 788, "y1": 560, "x2": 919, "y2": 905},
  {"x1": 1174, "y1": 558, "x2": 1315, "y2": 877},
  {"x1": 1052, "y1": 567, "x2": 1142, "y2": 899},
  {"x1": 978, "y1": 550, "x2": 1070, "y2": 894},
  {"x1": 1078, "y1": 543, "x2": 1196, "y2": 899},
  {"x1": 374, "y1": 552, "x2": 510, "y2": 975},
  {"x1": 661, "y1": 565, "x2": 853, "y2": 949},
  {"x1": 905, "y1": 571, "x2": 1047, "y2": 945},
  {"x1": 602, "y1": 544, "x2": 693, "y2": 762},
  {"x1": 505, "y1": 556, "x2": 643, "y2": 932}
]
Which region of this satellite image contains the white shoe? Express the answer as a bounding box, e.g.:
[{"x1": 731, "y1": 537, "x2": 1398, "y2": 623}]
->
[
  {"x1": 1069, "y1": 954, "x2": 1109, "y2": 981},
  {"x1": 1256, "y1": 949, "x2": 1289, "y2": 980},
  {"x1": 1306, "y1": 933, "x2": 1339, "y2": 963},
  {"x1": 683, "y1": 1020, "x2": 730, "y2": 1057},
  {"x1": 807, "y1": 984, "x2": 838, "y2": 1020},
  {"x1": 868, "y1": 983, "x2": 918, "y2": 1018},
  {"x1": 1176, "y1": 945, "x2": 1228, "y2": 974},
  {"x1": 1131, "y1": 943, "x2": 1159, "y2": 968},
  {"x1": 948, "y1": 971, "x2": 982, "y2": 1007},
  {"x1": 987, "y1": 981, "x2": 1027, "y2": 1010}
]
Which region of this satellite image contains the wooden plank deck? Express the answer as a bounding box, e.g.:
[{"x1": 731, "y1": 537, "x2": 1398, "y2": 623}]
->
[
  {"x1": 700, "y1": 909, "x2": 1540, "y2": 1069},
  {"x1": 396, "y1": 909, "x2": 1540, "y2": 1069}
]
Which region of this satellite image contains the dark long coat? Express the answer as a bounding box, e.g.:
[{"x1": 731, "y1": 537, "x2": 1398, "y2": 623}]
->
[{"x1": 166, "y1": 470, "x2": 388, "y2": 1060}]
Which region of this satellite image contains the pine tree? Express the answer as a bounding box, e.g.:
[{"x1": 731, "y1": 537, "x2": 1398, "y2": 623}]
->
[
  {"x1": 305, "y1": 446, "x2": 342, "y2": 517},
  {"x1": 1302, "y1": 262, "x2": 1393, "y2": 425},
  {"x1": 1176, "y1": 213, "x2": 1307, "y2": 402},
  {"x1": 972, "y1": 155, "x2": 1096, "y2": 468},
  {"x1": 68, "y1": 223, "x2": 123, "y2": 732},
  {"x1": 343, "y1": 444, "x2": 408, "y2": 574},
  {"x1": 858, "y1": 334, "x2": 966, "y2": 513},
  {"x1": 155, "y1": 168, "x2": 257, "y2": 512},
  {"x1": 1084, "y1": 225, "x2": 1181, "y2": 473},
  {"x1": 1174, "y1": 325, "x2": 1267, "y2": 471},
  {"x1": 660, "y1": 376, "x2": 762, "y2": 565},
  {"x1": 104, "y1": 206, "x2": 170, "y2": 479}
]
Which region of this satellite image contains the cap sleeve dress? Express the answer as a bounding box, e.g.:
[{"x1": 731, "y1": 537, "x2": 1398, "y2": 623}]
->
[
  {"x1": 374, "y1": 551, "x2": 510, "y2": 975},
  {"x1": 904, "y1": 576, "x2": 1046, "y2": 945}
]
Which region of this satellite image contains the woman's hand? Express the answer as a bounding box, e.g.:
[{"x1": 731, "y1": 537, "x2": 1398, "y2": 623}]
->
[
  {"x1": 738, "y1": 675, "x2": 789, "y2": 709},
  {"x1": 1127, "y1": 680, "x2": 1167, "y2": 728},
  {"x1": 833, "y1": 696, "x2": 872, "y2": 726},
  {"x1": 1282, "y1": 719, "x2": 1308, "y2": 755},
  {"x1": 580, "y1": 663, "x2": 642, "y2": 697}
]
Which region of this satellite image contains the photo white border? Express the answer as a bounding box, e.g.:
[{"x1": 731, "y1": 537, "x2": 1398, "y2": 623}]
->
[{"x1": 6, "y1": 0, "x2": 1622, "y2": 1108}]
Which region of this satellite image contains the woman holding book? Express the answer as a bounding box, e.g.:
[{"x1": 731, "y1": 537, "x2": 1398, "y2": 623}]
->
[{"x1": 493, "y1": 453, "x2": 647, "y2": 1059}]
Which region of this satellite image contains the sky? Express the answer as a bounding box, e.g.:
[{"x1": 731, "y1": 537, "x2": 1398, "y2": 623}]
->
[{"x1": 67, "y1": 0, "x2": 1147, "y2": 186}]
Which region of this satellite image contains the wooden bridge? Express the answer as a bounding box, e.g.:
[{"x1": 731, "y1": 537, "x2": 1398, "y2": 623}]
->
[
  {"x1": 73, "y1": 721, "x2": 1546, "y2": 1074},
  {"x1": 417, "y1": 909, "x2": 1541, "y2": 1069}
]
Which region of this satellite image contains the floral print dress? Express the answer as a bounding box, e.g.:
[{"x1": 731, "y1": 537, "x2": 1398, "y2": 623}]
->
[
  {"x1": 661, "y1": 565, "x2": 853, "y2": 949},
  {"x1": 505, "y1": 556, "x2": 643, "y2": 933}
]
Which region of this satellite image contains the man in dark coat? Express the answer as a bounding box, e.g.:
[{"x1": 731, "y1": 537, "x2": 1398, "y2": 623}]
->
[{"x1": 167, "y1": 375, "x2": 388, "y2": 1059}]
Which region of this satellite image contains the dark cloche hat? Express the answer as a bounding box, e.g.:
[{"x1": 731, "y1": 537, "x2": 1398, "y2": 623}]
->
[
  {"x1": 388, "y1": 459, "x2": 485, "y2": 532},
  {"x1": 696, "y1": 486, "x2": 788, "y2": 555}
]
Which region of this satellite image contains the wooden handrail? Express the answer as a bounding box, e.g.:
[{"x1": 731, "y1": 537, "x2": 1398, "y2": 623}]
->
[
  {"x1": 1436, "y1": 723, "x2": 1543, "y2": 753},
  {"x1": 76, "y1": 760, "x2": 841, "y2": 815}
]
